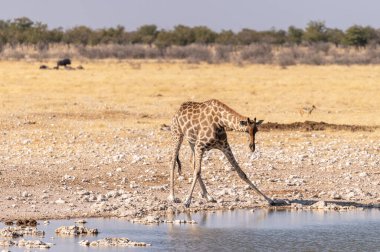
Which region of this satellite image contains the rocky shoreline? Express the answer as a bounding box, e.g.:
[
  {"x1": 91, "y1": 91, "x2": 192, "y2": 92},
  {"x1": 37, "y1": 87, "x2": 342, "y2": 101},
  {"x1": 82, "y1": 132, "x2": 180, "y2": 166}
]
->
[{"x1": 0, "y1": 126, "x2": 379, "y2": 222}]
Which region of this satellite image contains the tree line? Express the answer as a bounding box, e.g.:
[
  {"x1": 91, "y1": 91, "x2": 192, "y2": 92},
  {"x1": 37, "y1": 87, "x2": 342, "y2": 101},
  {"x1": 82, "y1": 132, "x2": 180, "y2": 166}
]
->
[{"x1": 1, "y1": 17, "x2": 379, "y2": 49}]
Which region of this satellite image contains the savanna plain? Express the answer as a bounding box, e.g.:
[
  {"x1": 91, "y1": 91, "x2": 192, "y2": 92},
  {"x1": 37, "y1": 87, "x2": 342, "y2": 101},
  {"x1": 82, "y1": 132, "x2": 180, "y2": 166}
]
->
[{"x1": 0, "y1": 61, "x2": 379, "y2": 221}]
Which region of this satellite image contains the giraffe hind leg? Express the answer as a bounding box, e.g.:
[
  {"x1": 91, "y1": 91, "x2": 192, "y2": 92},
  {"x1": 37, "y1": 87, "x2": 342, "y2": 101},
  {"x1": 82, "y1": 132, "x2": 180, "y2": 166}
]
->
[
  {"x1": 176, "y1": 155, "x2": 182, "y2": 175},
  {"x1": 168, "y1": 134, "x2": 183, "y2": 203}
]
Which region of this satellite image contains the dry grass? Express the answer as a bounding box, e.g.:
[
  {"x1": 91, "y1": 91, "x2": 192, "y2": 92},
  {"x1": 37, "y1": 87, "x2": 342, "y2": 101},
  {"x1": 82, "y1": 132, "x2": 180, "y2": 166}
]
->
[{"x1": 1, "y1": 60, "x2": 380, "y2": 131}]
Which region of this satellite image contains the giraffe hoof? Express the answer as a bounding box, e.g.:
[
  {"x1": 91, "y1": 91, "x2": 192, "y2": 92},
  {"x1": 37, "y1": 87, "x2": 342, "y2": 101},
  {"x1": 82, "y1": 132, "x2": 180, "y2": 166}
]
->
[
  {"x1": 168, "y1": 195, "x2": 181, "y2": 203},
  {"x1": 200, "y1": 194, "x2": 216, "y2": 203},
  {"x1": 184, "y1": 198, "x2": 191, "y2": 208}
]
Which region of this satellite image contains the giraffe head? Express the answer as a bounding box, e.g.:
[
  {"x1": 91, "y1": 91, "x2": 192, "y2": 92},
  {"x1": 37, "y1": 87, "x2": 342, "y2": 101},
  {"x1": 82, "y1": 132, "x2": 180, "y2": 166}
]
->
[{"x1": 240, "y1": 117, "x2": 264, "y2": 152}]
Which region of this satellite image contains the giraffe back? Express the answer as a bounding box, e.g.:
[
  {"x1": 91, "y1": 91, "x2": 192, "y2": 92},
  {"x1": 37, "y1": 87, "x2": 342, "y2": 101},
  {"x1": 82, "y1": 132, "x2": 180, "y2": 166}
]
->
[{"x1": 171, "y1": 100, "x2": 234, "y2": 146}]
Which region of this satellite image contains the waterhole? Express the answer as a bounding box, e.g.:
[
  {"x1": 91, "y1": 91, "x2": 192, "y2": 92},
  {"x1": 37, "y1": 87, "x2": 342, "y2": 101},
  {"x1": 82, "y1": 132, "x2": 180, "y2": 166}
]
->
[{"x1": 1, "y1": 209, "x2": 379, "y2": 251}]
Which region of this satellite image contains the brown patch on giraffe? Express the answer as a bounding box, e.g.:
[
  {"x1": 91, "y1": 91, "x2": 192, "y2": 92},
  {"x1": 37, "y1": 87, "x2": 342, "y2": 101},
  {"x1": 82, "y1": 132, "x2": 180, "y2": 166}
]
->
[
  {"x1": 199, "y1": 113, "x2": 206, "y2": 120},
  {"x1": 186, "y1": 128, "x2": 195, "y2": 136},
  {"x1": 200, "y1": 121, "x2": 208, "y2": 127},
  {"x1": 207, "y1": 128, "x2": 213, "y2": 137}
]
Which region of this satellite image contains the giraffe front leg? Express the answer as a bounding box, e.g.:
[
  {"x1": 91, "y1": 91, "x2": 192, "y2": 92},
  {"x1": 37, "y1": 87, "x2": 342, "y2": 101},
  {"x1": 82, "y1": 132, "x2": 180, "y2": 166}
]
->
[
  {"x1": 190, "y1": 145, "x2": 215, "y2": 203},
  {"x1": 222, "y1": 145, "x2": 273, "y2": 205},
  {"x1": 184, "y1": 149, "x2": 203, "y2": 207},
  {"x1": 198, "y1": 177, "x2": 216, "y2": 202}
]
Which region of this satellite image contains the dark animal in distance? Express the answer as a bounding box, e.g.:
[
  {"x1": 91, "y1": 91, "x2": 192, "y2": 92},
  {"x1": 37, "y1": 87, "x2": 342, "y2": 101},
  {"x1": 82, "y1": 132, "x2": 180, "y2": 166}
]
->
[
  {"x1": 56, "y1": 58, "x2": 71, "y2": 69},
  {"x1": 39, "y1": 65, "x2": 49, "y2": 70}
]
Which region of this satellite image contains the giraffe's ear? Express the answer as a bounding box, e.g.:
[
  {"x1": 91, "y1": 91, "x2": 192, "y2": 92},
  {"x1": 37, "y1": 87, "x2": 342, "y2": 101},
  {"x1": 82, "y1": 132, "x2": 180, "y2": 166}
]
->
[
  {"x1": 240, "y1": 121, "x2": 248, "y2": 126},
  {"x1": 256, "y1": 120, "x2": 264, "y2": 125}
]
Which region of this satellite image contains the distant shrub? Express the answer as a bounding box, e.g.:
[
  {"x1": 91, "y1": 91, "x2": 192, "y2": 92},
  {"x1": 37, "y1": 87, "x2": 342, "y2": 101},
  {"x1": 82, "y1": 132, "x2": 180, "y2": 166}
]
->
[
  {"x1": 311, "y1": 42, "x2": 330, "y2": 55},
  {"x1": 77, "y1": 44, "x2": 160, "y2": 59},
  {"x1": 213, "y1": 45, "x2": 234, "y2": 63},
  {"x1": 277, "y1": 49, "x2": 297, "y2": 67},
  {"x1": 165, "y1": 46, "x2": 189, "y2": 59},
  {"x1": 328, "y1": 48, "x2": 352, "y2": 65},
  {"x1": 0, "y1": 42, "x2": 4, "y2": 54},
  {"x1": 166, "y1": 44, "x2": 211, "y2": 62},
  {"x1": 240, "y1": 44, "x2": 273, "y2": 64},
  {"x1": 299, "y1": 50, "x2": 326, "y2": 65},
  {"x1": 3, "y1": 41, "x2": 380, "y2": 66}
]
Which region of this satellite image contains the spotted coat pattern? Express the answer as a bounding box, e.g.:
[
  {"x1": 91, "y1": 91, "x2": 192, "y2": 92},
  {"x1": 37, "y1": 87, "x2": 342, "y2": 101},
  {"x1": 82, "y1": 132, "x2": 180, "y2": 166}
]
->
[{"x1": 168, "y1": 99, "x2": 273, "y2": 207}]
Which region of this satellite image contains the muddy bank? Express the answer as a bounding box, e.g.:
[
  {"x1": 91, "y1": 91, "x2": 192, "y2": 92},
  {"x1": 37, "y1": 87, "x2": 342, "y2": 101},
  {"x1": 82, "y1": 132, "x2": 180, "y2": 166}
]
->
[
  {"x1": 260, "y1": 121, "x2": 378, "y2": 132},
  {"x1": 164, "y1": 121, "x2": 379, "y2": 132}
]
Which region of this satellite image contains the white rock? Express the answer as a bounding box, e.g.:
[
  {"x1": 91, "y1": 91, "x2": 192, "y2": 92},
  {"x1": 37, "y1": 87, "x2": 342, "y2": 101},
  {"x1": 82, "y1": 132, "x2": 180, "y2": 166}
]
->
[
  {"x1": 331, "y1": 191, "x2": 342, "y2": 199},
  {"x1": 131, "y1": 155, "x2": 142, "y2": 164},
  {"x1": 55, "y1": 198, "x2": 66, "y2": 204},
  {"x1": 312, "y1": 200, "x2": 326, "y2": 209},
  {"x1": 344, "y1": 191, "x2": 356, "y2": 200},
  {"x1": 55, "y1": 225, "x2": 98, "y2": 235},
  {"x1": 62, "y1": 174, "x2": 75, "y2": 181},
  {"x1": 359, "y1": 172, "x2": 368, "y2": 177},
  {"x1": 21, "y1": 139, "x2": 31, "y2": 145},
  {"x1": 129, "y1": 181, "x2": 138, "y2": 189},
  {"x1": 96, "y1": 194, "x2": 107, "y2": 202},
  {"x1": 21, "y1": 191, "x2": 31, "y2": 197}
]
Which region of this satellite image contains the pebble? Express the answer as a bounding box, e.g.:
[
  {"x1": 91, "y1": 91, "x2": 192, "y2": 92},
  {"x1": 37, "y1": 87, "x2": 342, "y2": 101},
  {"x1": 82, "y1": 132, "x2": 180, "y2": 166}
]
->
[
  {"x1": 21, "y1": 191, "x2": 31, "y2": 198},
  {"x1": 129, "y1": 181, "x2": 138, "y2": 189},
  {"x1": 311, "y1": 200, "x2": 326, "y2": 209},
  {"x1": 55, "y1": 198, "x2": 66, "y2": 204},
  {"x1": 331, "y1": 192, "x2": 342, "y2": 200},
  {"x1": 62, "y1": 174, "x2": 75, "y2": 181},
  {"x1": 359, "y1": 172, "x2": 368, "y2": 177}
]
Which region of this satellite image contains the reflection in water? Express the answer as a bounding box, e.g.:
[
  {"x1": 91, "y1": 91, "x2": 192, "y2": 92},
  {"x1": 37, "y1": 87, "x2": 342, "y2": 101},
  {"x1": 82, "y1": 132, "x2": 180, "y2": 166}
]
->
[{"x1": 0, "y1": 209, "x2": 379, "y2": 252}]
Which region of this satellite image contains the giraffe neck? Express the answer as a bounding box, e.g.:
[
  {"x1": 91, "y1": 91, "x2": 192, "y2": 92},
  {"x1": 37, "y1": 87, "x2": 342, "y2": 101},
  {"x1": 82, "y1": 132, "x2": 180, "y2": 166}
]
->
[{"x1": 218, "y1": 106, "x2": 247, "y2": 132}]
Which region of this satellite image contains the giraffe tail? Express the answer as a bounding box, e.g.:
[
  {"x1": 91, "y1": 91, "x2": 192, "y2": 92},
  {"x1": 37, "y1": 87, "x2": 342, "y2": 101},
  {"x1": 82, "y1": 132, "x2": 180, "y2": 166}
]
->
[{"x1": 176, "y1": 155, "x2": 182, "y2": 175}]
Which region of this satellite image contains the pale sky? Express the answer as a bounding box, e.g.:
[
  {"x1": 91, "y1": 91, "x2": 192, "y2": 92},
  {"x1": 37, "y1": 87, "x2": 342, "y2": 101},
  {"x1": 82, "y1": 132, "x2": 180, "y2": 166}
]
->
[{"x1": 1, "y1": 0, "x2": 379, "y2": 31}]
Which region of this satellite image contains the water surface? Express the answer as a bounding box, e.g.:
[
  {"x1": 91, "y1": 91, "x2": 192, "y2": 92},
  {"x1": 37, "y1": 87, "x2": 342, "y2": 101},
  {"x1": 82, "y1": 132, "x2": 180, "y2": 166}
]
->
[{"x1": 1, "y1": 209, "x2": 380, "y2": 251}]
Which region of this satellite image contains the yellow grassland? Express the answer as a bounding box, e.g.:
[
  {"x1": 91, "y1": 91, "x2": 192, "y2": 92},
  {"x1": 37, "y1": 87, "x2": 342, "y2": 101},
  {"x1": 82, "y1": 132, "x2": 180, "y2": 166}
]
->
[{"x1": 1, "y1": 60, "x2": 380, "y2": 129}]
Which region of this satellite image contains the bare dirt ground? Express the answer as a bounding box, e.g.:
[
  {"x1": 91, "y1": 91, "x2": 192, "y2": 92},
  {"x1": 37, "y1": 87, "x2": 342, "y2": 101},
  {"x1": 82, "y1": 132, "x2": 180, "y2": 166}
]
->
[
  {"x1": 0, "y1": 61, "x2": 380, "y2": 221},
  {"x1": 0, "y1": 114, "x2": 379, "y2": 221}
]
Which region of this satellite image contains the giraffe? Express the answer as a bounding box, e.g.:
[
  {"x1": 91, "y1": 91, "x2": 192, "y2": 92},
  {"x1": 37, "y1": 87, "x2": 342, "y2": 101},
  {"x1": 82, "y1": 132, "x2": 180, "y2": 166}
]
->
[{"x1": 168, "y1": 99, "x2": 274, "y2": 207}]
